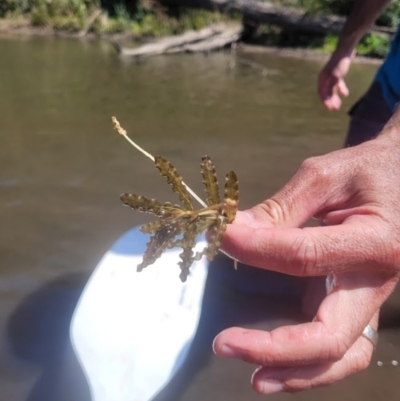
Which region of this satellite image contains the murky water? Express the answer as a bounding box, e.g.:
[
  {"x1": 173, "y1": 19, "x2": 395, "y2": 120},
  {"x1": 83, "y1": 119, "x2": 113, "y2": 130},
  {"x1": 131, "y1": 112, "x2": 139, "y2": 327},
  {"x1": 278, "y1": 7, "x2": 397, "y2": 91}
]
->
[{"x1": 0, "y1": 36, "x2": 399, "y2": 401}]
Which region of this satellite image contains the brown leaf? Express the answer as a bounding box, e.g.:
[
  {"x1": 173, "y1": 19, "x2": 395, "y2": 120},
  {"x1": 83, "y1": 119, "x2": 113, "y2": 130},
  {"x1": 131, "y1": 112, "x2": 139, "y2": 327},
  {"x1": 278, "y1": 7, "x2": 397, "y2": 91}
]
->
[
  {"x1": 201, "y1": 155, "x2": 221, "y2": 207},
  {"x1": 140, "y1": 220, "x2": 165, "y2": 234},
  {"x1": 138, "y1": 220, "x2": 185, "y2": 271},
  {"x1": 224, "y1": 171, "x2": 239, "y2": 223},
  {"x1": 120, "y1": 193, "x2": 165, "y2": 216},
  {"x1": 155, "y1": 156, "x2": 194, "y2": 211},
  {"x1": 121, "y1": 193, "x2": 186, "y2": 219},
  {"x1": 205, "y1": 217, "x2": 227, "y2": 261},
  {"x1": 121, "y1": 155, "x2": 239, "y2": 281},
  {"x1": 177, "y1": 223, "x2": 198, "y2": 282}
]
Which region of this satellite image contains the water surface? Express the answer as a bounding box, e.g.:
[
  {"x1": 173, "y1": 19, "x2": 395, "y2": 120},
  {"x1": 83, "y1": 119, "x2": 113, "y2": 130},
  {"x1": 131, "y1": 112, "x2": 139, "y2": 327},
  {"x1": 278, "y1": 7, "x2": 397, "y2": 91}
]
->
[{"x1": 0, "y1": 36, "x2": 399, "y2": 401}]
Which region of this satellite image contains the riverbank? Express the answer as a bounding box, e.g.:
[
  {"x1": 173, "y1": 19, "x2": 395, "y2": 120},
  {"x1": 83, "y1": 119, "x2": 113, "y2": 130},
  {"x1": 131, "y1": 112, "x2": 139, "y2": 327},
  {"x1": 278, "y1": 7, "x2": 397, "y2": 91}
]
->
[
  {"x1": 0, "y1": 0, "x2": 393, "y2": 62},
  {"x1": 0, "y1": 22, "x2": 384, "y2": 65}
]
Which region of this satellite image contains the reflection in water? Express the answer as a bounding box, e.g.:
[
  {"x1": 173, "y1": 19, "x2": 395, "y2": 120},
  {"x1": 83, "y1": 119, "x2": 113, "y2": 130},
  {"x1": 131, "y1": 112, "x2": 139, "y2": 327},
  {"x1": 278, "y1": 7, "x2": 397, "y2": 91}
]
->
[{"x1": 0, "y1": 36, "x2": 399, "y2": 401}]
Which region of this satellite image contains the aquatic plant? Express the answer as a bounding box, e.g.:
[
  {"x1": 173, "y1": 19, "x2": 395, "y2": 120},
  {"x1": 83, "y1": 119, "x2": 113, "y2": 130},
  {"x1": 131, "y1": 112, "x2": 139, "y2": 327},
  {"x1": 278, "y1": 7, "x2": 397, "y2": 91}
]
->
[{"x1": 112, "y1": 117, "x2": 239, "y2": 282}]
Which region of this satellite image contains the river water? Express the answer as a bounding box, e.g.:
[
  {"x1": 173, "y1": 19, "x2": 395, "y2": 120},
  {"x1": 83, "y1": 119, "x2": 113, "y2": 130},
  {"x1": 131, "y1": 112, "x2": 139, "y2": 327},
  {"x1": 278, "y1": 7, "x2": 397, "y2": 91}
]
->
[{"x1": 0, "y1": 36, "x2": 399, "y2": 401}]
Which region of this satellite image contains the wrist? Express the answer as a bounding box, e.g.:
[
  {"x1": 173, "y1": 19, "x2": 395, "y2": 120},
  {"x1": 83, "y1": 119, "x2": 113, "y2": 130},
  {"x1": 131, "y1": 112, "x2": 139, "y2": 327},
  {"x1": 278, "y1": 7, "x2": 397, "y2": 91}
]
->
[
  {"x1": 331, "y1": 44, "x2": 355, "y2": 62},
  {"x1": 323, "y1": 47, "x2": 354, "y2": 73}
]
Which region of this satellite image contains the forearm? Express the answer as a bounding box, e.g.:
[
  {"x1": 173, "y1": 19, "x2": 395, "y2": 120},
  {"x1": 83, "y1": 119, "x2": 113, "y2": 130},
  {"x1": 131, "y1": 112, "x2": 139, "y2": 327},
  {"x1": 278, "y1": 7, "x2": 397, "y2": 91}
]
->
[{"x1": 334, "y1": 0, "x2": 392, "y2": 56}]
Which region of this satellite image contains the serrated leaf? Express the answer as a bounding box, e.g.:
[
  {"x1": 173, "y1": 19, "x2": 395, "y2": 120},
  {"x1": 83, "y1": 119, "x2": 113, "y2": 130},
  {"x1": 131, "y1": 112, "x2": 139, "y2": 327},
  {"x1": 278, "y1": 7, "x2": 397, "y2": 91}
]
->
[
  {"x1": 201, "y1": 155, "x2": 221, "y2": 207},
  {"x1": 177, "y1": 223, "x2": 198, "y2": 282},
  {"x1": 121, "y1": 193, "x2": 186, "y2": 219},
  {"x1": 140, "y1": 220, "x2": 165, "y2": 234},
  {"x1": 138, "y1": 221, "x2": 185, "y2": 271},
  {"x1": 155, "y1": 156, "x2": 194, "y2": 211},
  {"x1": 205, "y1": 216, "x2": 227, "y2": 261},
  {"x1": 224, "y1": 171, "x2": 239, "y2": 223},
  {"x1": 120, "y1": 193, "x2": 165, "y2": 216},
  {"x1": 121, "y1": 155, "x2": 239, "y2": 281}
]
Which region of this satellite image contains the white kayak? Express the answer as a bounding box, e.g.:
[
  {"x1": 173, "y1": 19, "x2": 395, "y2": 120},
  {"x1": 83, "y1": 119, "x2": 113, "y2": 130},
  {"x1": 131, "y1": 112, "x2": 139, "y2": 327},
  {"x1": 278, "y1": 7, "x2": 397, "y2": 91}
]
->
[{"x1": 70, "y1": 226, "x2": 209, "y2": 401}]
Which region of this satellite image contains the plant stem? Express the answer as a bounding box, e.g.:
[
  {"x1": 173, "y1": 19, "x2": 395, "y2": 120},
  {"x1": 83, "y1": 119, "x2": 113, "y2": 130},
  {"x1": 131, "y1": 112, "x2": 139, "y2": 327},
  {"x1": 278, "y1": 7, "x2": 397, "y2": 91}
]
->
[{"x1": 112, "y1": 117, "x2": 207, "y2": 208}]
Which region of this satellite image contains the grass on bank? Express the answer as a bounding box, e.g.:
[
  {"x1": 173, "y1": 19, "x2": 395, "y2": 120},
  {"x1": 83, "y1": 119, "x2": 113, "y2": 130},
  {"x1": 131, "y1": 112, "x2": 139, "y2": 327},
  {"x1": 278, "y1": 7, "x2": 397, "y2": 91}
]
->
[
  {"x1": 0, "y1": 0, "x2": 229, "y2": 35},
  {"x1": 0, "y1": 0, "x2": 394, "y2": 58},
  {"x1": 247, "y1": 23, "x2": 391, "y2": 58},
  {"x1": 104, "y1": 6, "x2": 228, "y2": 36}
]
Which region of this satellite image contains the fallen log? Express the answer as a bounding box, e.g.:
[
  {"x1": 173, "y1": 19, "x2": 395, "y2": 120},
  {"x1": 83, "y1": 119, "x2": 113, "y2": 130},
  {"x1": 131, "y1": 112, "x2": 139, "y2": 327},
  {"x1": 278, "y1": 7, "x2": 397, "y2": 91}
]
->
[
  {"x1": 182, "y1": 26, "x2": 242, "y2": 52},
  {"x1": 159, "y1": 0, "x2": 396, "y2": 36},
  {"x1": 114, "y1": 24, "x2": 242, "y2": 57},
  {"x1": 115, "y1": 25, "x2": 221, "y2": 57}
]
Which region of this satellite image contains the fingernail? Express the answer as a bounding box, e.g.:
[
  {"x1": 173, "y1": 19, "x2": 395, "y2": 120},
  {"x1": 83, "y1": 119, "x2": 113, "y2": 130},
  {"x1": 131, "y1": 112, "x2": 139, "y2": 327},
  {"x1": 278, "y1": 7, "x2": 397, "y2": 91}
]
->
[
  {"x1": 234, "y1": 210, "x2": 253, "y2": 225},
  {"x1": 219, "y1": 344, "x2": 237, "y2": 357},
  {"x1": 250, "y1": 366, "x2": 263, "y2": 384},
  {"x1": 212, "y1": 337, "x2": 237, "y2": 357},
  {"x1": 252, "y1": 368, "x2": 284, "y2": 394},
  {"x1": 259, "y1": 379, "x2": 284, "y2": 395}
]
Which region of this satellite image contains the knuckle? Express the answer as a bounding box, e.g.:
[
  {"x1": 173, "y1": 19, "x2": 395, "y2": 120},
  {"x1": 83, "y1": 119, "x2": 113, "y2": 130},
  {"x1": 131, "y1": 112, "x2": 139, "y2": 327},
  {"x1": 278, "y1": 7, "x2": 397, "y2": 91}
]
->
[
  {"x1": 392, "y1": 238, "x2": 400, "y2": 267},
  {"x1": 383, "y1": 231, "x2": 400, "y2": 273},
  {"x1": 365, "y1": 224, "x2": 400, "y2": 278},
  {"x1": 298, "y1": 156, "x2": 329, "y2": 184},
  {"x1": 355, "y1": 350, "x2": 372, "y2": 372},
  {"x1": 281, "y1": 367, "x2": 334, "y2": 393},
  {"x1": 342, "y1": 345, "x2": 372, "y2": 376},
  {"x1": 328, "y1": 331, "x2": 352, "y2": 361},
  {"x1": 283, "y1": 380, "x2": 312, "y2": 393},
  {"x1": 255, "y1": 198, "x2": 287, "y2": 225},
  {"x1": 285, "y1": 234, "x2": 318, "y2": 276},
  {"x1": 279, "y1": 343, "x2": 373, "y2": 393}
]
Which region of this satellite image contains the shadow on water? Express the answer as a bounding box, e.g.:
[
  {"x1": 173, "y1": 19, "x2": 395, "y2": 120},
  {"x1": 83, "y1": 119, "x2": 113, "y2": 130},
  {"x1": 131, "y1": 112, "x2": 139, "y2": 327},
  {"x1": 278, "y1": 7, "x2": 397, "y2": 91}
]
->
[
  {"x1": 153, "y1": 255, "x2": 307, "y2": 401},
  {"x1": 379, "y1": 298, "x2": 400, "y2": 330},
  {"x1": 5, "y1": 255, "x2": 400, "y2": 401},
  {"x1": 7, "y1": 273, "x2": 91, "y2": 401},
  {"x1": 6, "y1": 253, "x2": 308, "y2": 401}
]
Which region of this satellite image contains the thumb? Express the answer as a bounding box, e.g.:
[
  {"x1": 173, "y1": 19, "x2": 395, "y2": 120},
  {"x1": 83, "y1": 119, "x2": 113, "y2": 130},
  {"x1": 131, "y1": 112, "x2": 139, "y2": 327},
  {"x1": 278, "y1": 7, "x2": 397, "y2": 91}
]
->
[
  {"x1": 241, "y1": 157, "x2": 342, "y2": 229},
  {"x1": 338, "y1": 79, "x2": 349, "y2": 97},
  {"x1": 318, "y1": 73, "x2": 337, "y2": 102},
  {"x1": 221, "y1": 151, "x2": 388, "y2": 276}
]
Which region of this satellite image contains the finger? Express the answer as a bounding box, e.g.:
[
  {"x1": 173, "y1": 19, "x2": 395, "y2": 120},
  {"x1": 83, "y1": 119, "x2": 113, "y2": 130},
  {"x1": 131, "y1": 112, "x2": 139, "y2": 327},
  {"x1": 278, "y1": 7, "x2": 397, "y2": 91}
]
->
[
  {"x1": 314, "y1": 206, "x2": 374, "y2": 226},
  {"x1": 318, "y1": 73, "x2": 341, "y2": 110},
  {"x1": 338, "y1": 78, "x2": 349, "y2": 97},
  {"x1": 324, "y1": 93, "x2": 341, "y2": 111},
  {"x1": 239, "y1": 151, "x2": 355, "y2": 230},
  {"x1": 318, "y1": 73, "x2": 336, "y2": 103},
  {"x1": 213, "y1": 273, "x2": 395, "y2": 367},
  {"x1": 251, "y1": 314, "x2": 377, "y2": 394},
  {"x1": 223, "y1": 215, "x2": 393, "y2": 276}
]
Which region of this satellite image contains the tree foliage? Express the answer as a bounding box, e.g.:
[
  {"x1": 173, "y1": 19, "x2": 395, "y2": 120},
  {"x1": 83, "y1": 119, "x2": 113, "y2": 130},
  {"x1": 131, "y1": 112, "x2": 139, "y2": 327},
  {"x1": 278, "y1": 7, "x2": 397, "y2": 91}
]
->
[{"x1": 297, "y1": 0, "x2": 400, "y2": 28}]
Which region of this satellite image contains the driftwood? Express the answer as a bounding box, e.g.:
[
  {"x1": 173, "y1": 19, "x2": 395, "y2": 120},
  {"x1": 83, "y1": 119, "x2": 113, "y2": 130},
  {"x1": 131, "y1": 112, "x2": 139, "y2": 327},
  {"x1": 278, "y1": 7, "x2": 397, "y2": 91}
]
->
[
  {"x1": 180, "y1": 26, "x2": 242, "y2": 52},
  {"x1": 159, "y1": 0, "x2": 396, "y2": 36},
  {"x1": 114, "y1": 24, "x2": 242, "y2": 57},
  {"x1": 78, "y1": 8, "x2": 103, "y2": 38}
]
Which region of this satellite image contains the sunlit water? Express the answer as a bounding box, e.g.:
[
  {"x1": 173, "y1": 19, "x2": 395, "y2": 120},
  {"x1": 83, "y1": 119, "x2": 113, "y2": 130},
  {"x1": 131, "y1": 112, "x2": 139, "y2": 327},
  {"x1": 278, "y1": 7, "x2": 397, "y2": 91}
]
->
[{"x1": 0, "y1": 36, "x2": 399, "y2": 401}]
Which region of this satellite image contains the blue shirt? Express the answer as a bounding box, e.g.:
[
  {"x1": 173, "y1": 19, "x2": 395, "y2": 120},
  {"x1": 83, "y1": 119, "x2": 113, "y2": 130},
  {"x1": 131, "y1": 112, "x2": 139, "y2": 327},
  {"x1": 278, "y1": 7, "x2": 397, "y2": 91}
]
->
[{"x1": 375, "y1": 26, "x2": 400, "y2": 111}]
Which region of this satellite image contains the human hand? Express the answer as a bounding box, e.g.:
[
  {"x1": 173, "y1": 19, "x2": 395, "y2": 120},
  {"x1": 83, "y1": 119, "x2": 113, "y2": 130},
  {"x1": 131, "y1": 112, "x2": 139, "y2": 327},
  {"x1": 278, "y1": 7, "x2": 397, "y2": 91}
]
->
[
  {"x1": 213, "y1": 132, "x2": 400, "y2": 393},
  {"x1": 318, "y1": 51, "x2": 353, "y2": 110}
]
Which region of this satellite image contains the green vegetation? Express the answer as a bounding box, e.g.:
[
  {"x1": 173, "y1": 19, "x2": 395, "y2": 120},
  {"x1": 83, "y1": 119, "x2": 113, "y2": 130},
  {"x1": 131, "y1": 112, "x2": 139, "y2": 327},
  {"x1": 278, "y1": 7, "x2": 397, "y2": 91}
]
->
[
  {"x1": 0, "y1": 0, "x2": 397, "y2": 57},
  {"x1": 102, "y1": 5, "x2": 226, "y2": 37},
  {"x1": 316, "y1": 33, "x2": 390, "y2": 58},
  {"x1": 247, "y1": 21, "x2": 391, "y2": 59},
  {"x1": 296, "y1": 0, "x2": 400, "y2": 28},
  {"x1": 0, "y1": 0, "x2": 227, "y2": 34},
  {"x1": 30, "y1": 0, "x2": 91, "y2": 31},
  {"x1": 250, "y1": 0, "x2": 397, "y2": 58},
  {"x1": 356, "y1": 33, "x2": 390, "y2": 58}
]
